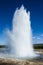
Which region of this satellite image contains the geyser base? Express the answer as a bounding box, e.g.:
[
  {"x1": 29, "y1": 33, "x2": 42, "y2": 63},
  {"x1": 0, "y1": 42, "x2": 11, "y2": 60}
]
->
[
  {"x1": 0, "y1": 55, "x2": 43, "y2": 65},
  {"x1": 0, "y1": 52, "x2": 43, "y2": 65},
  {"x1": 0, "y1": 51, "x2": 40, "y2": 60},
  {"x1": 13, "y1": 53, "x2": 40, "y2": 60}
]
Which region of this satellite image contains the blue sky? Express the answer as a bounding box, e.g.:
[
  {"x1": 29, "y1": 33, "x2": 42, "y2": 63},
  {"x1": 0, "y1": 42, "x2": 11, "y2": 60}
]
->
[{"x1": 0, "y1": 0, "x2": 43, "y2": 44}]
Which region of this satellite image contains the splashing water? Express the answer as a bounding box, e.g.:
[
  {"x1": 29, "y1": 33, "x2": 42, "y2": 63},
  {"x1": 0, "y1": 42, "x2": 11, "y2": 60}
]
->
[{"x1": 7, "y1": 5, "x2": 38, "y2": 59}]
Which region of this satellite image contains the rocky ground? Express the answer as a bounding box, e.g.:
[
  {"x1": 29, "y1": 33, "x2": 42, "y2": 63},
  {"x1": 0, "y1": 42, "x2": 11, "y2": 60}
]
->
[{"x1": 0, "y1": 49, "x2": 43, "y2": 65}]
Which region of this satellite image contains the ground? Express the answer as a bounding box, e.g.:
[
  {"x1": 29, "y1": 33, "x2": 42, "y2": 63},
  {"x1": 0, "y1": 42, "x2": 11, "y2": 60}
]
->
[{"x1": 0, "y1": 49, "x2": 43, "y2": 65}]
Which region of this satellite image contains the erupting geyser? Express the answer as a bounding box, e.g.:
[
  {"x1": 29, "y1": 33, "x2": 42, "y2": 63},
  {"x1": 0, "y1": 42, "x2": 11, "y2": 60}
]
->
[{"x1": 8, "y1": 5, "x2": 37, "y2": 59}]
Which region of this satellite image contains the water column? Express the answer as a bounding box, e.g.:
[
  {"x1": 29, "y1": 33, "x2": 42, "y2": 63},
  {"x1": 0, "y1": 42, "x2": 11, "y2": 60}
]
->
[{"x1": 8, "y1": 5, "x2": 37, "y2": 58}]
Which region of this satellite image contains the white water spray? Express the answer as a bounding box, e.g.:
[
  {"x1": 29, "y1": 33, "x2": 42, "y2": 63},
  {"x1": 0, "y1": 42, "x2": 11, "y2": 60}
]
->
[{"x1": 8, "y1": 5, "x2": 37, "y2": 58}]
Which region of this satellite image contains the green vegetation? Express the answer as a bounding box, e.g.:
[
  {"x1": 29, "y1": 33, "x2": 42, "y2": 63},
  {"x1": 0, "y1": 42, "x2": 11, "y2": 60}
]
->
[
  {"x1": 0, "y1": 45, "x2": 7, "y2": 48},
  {"x1": 33, "y1": 44, "x2": 43, "y2": 49}
]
